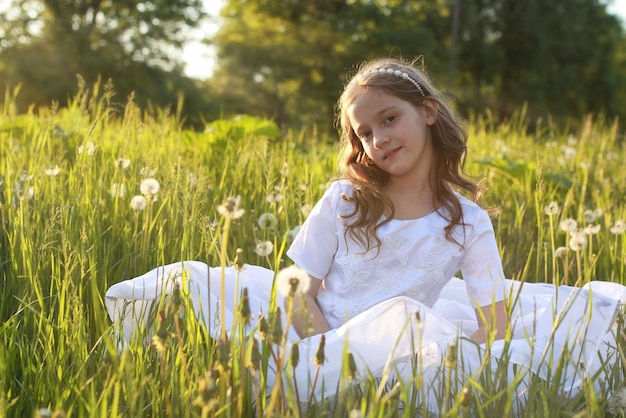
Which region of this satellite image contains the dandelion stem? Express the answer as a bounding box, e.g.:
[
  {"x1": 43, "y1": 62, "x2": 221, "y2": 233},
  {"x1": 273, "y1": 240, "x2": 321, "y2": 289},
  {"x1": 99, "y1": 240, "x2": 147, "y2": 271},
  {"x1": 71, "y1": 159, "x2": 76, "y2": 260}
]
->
[
  {"x1": 307, "y1": 365, "x2": 321, "y2": 411},
  {"x1": 219, "y1": 217, "x2": 232, "y2": 341}
]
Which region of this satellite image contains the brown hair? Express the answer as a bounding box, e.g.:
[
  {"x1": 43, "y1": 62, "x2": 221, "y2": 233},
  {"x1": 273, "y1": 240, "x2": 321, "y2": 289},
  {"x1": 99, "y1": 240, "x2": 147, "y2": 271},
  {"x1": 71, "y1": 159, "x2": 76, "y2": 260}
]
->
[{"x1": 335, "y1": 57, "x2": 483, "y2": 251}]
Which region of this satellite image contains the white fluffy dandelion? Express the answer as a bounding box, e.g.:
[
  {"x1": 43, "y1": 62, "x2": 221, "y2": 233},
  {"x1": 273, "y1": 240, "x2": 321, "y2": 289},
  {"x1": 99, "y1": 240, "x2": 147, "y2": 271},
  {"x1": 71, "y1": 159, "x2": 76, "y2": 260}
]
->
[
  {"x1": 583, "y1": 224, "x2": 601, "y2": 235},
  {"x1": 607, "y1": 387, "x2": 626, "y2": 415},
  {"x1": 258, "y1": 212, "x2": 278, "y2": 230},
  {"x1": 583, "y1": 209, "x2": 597, "y2": 223},
  {"x1": 205, "y1": 217, "x2": 219, "y2": 231},
  {"x1": 139, "y1": 166, "x2": 157, "y2": 178},
  {"x1": 130, "y1": 195, "x2": 147, "y2": 210},
  {"x1": 110, "y1": 183, "x2": 127, "y2": 198},
  {"x1": 187, "y1": 171, "x2": 198, "y2": 186},
  {"x1": 140, "y1": 178, "x2": 160, "y2": 196},
  {"x1": 266, "y1": 191, "x2": 284, "y2": 203},
  {"x1": 44, "y1": 165, "x2": 60, "y2": 176},
  {"x1": 217, "y1": 196, "x2": 245, "y2": 219},
  {"x1": 300, "y1": 203, "x2": 313, "y2": 217},
  {"x1": 554, "y1": 246, "x2": 569, "y2": 260},
  {"x1": 559, "y1": 219, "x2": 578, "y2": 233},
  {"x1": 562, "y1": 146, "x2": 577, "y2": 159},
  {"x1": 568, "y1": 231, "x2": 586, "y2": 252},
  {"x1": 287, "y1": 225, "x2": 302, "y2": 243},
  {"x1": 115, "y1": 158, "x2": 131, "y2": 169},
  {"x1": 610, "y1": 220, "x2": 625, "y2": 235},
  {"x1": 254, "y1": 240, "x2": 274, "y2": 257},
  {"x1": 544, "y1": 201, "x2": 559, "y2": 216},
  {"x1": 276, "y1": 265, "x2": 311, "y2": 297},
  {"x1": 77, "y1": 141, "x2": 98, "y2": 156},
  {"x1": 19, "y1": 171, "x2": 33, "y2": 182}
]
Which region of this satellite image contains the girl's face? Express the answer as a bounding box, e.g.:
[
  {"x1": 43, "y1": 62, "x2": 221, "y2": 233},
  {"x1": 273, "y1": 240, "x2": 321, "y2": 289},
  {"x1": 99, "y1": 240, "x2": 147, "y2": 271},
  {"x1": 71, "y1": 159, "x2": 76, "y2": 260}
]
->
[{"x1": 347, "y1": 88, "x2": 436, "y2": 186}]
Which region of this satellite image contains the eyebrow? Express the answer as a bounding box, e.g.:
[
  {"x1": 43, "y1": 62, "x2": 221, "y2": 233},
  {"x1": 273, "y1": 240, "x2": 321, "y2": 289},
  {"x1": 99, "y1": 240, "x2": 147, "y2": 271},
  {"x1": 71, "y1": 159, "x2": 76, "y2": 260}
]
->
[{"x1": 374, "y1": 106, "x2": 397, "y2": 116}]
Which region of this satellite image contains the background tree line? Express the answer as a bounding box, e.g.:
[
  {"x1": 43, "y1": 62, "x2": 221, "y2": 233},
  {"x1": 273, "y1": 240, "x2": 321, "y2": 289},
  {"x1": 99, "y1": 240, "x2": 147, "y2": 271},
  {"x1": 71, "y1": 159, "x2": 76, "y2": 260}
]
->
[{"x1": 1, "y1": 0, "x2": 625, "y2": 133}]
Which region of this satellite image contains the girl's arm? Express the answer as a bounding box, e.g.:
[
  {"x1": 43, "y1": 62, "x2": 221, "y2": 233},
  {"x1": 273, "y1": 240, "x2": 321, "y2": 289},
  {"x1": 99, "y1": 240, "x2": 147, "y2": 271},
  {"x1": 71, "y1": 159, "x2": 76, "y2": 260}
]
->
[
  {"x1": 471, "y1": 300, "x2": 508, "y2": 344},
  {"x1": 289, "y1": 274, "x2": 331, "y2": 338}
]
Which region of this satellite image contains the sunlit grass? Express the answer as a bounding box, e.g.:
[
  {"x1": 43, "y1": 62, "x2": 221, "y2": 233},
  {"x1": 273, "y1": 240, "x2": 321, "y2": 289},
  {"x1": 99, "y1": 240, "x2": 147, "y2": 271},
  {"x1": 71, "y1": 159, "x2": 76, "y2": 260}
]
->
[{"x1": 1, "y1": 83, "x2": 625, "y2": 417}]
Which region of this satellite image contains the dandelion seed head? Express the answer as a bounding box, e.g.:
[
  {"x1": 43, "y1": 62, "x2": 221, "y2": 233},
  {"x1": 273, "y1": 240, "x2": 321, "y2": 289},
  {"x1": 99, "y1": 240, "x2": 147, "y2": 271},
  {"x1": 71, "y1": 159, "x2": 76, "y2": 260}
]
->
[
  {"x1": 266, "y1": 191, "x2": 284, "y2": 203},
  {"x1": 130, "y1": 195, "x2": 147, "y2": 210},
  {"x1": 254, "y1": 240, "x2": 274, "y2": 257},
  {"x1": 561, "y1": 146, "x2": 577, "y2": 160},
  {"x1": 544, "y1": 201, "x2": 559, "y2": 216},
  {"x1": 567, "y1": 135, "x2": 578, "y2": 146},
  {"x1": 583, "y1": 209, "x2": 597, "y2": 223},
  {"x1": 187, "y1": 171, "x2": 198, "y2": 186},
  {"x1": 607, "y1": 387, "x2": 626, "y2": 415},
  {"x1": 77, "y1": 141, "x2": 98, "y2": 156},
  {"x1": 19, "y1": 171, "x2": 33, "y2": 182},
  {"x1": 115, "y1": 158, "x2": 131, "y2": 169},
  {"x1": 257, "y1": 212, "x2": 278, "y2": 230},
  {"x1": 584, "y1": 224, "x2": 601, "y2": 235},
  {"x1": 569, "y1": 231, "x2": 586, "y2": 252},
  {"x1": 110, "y1": 183, "x2": 127, "y2": 198},
  {"x1": 559, "y1": 218, "x2": 578, "y2": 233},
  {"x1": 217, "y1": 196, "x2": 245, "y2": 219},
  {"x1": 205, "y1": 217, "x2": 219, "y2": 231},
  {"x1": 610, "y1": 220, "x2": 625, "y2": 235},
  {"x1": 554, "y1": 246, "x2": 569, "y2": 260},
  {"x1": 139, "y1": 166, "x2": 157, "y2": 177},
  {"x1": 348, "y1": 410, "x2": 363, "y2": 418},
  {"x1": 276, "y1": 265, "x2": 311, "y2": 297},
  {"x1": 300, "y1": 203, "x2": 313, "y2": 217},
  {"x1": 18, "y1": 186, "x2": 35, "y2": 200},
  {"x1": 44, "y1": 165, "x2": 60, "y2": 176},
  {"x1": 140, "y1": 178, "x2": 160, "y2": 196},
  {"x1": 287, "y1": 225, "x2": 301, "y2": 243},
  {"x1": 37, "y1": 408, "x2": 54, "y2": 418}
]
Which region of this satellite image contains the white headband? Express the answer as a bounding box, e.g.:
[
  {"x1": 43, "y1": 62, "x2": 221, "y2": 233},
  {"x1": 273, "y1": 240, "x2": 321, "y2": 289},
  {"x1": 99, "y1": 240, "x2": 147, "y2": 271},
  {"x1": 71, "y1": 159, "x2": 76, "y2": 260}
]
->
[{"x1": 362, "y1": 68, "x2": 426, "y2": 97}]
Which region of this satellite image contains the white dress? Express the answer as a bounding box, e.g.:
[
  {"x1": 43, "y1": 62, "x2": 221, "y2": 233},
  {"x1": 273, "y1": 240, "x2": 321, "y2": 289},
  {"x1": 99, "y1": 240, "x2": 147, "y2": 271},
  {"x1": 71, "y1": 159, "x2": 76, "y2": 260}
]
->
[{"x1": 105, "y1": 180, "x2": 625, "y2": 411}]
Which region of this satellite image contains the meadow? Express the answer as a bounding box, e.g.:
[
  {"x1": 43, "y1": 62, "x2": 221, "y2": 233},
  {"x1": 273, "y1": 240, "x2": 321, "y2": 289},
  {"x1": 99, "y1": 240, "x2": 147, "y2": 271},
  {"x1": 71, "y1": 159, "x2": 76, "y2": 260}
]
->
[{"x1": 1, "y1": 81, "x2": 625, "y2": 417}]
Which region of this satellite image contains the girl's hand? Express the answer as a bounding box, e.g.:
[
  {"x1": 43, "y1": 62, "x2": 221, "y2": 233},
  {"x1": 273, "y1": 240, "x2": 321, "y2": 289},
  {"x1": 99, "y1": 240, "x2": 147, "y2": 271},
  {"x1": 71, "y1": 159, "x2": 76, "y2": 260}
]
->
[{"x1": 288, "y1": 271, "x2": 331, "y2": 338}]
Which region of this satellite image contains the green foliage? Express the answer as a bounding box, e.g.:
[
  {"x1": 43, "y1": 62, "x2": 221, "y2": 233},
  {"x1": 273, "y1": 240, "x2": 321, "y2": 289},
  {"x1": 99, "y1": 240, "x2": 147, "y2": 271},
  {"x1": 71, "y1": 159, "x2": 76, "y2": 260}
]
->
[
  {"x1": 0, "y1": 0, "x2": 219, "y2": 127},
  {"x1": 1, "y1": 84, "x2": 626, "y2": 417},
  {"x1": 209, "y1": 0, "x2": 452, "y2": 130},
  {"x1": 209, "y1": 0, "x2": 626, "y2": 131}
]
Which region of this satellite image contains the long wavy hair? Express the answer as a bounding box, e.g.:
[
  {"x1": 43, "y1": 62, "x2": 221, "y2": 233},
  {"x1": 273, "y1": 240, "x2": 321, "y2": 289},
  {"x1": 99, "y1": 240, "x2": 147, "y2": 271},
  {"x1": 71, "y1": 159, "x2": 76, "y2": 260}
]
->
[{"x1": 335, "y1": 57, "x2": 483, "y2": 251}]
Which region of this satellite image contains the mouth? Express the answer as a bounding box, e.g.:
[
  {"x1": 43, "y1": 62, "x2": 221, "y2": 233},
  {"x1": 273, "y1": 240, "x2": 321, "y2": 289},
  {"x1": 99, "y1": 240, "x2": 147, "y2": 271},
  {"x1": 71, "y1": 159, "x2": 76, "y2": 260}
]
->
[{"x1": 383, "y1": 147, "x2": 401, "y2": 160}]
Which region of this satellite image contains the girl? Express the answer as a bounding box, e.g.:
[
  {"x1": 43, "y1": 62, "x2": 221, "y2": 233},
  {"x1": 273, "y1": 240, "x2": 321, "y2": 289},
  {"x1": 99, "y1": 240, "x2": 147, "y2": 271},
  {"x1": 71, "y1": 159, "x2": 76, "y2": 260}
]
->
[{"x1": 106, "y1": 58, "x2": 624, "y2": 410}]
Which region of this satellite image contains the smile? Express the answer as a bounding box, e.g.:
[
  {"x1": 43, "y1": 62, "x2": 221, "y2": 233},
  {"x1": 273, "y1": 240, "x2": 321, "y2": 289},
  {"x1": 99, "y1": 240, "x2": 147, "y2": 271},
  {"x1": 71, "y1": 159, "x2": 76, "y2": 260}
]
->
[{"x1": 383, "y1": 147, "x2": 401, "y2": 160}]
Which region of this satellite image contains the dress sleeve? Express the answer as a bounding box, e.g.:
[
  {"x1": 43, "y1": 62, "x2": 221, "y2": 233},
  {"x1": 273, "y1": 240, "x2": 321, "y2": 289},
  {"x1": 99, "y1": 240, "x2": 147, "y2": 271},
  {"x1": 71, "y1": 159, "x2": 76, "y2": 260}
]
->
[
  {"x1": 461, "y1": 207, "x2": 506, "y2": 307},
  {"x1": 286, "y1": 182, "x2": 344, "y2": 280}
]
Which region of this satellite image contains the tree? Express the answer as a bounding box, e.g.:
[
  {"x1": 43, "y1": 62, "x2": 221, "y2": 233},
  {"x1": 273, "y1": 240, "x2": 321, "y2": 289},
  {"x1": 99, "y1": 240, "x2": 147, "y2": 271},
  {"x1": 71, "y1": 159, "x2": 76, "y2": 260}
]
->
[
  {"x1": 208, "y1": 0, "x2": 454, "y2": 131},
  {"x1": 456, "y1": 0, "x2": 625, "y2": 123},
  {"x1": 0, "y1": 0, "x2": 215, "y2": 123}
]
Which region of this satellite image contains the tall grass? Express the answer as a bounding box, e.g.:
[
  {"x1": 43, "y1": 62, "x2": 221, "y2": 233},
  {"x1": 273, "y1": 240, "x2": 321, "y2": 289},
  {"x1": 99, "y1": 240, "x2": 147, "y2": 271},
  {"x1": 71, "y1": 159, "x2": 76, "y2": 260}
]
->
[{"x1": 0, "y1": 83, "x2": 625, "y2": 417}]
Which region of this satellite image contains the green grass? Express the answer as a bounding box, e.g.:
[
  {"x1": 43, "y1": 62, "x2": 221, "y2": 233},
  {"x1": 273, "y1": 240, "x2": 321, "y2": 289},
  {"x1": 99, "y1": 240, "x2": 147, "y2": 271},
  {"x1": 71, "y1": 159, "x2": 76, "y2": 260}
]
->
[{"x1": 1, "y1": 83, "x2": 625, "y2": 417}]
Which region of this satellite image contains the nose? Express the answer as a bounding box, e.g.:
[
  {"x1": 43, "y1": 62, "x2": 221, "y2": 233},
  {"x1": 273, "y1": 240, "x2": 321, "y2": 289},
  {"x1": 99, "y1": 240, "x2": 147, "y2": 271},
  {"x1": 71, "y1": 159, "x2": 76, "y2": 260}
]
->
[{"x1": 372, "y1": 131, "x2": 389, "y2": 149}]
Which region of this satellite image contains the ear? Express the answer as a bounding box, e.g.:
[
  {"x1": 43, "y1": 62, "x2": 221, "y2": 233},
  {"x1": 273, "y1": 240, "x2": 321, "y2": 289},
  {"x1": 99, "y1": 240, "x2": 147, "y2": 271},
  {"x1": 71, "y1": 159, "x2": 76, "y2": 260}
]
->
[{"x1": 421, "y1": 99, "x2": 438, "y2": 126}]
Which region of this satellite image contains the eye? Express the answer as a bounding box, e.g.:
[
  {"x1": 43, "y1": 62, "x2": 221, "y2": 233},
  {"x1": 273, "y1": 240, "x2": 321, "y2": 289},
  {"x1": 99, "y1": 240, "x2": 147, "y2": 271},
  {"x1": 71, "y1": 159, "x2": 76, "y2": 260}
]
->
[
  {"x1": 383, "y1": 115, "x2": 396, "y2": 124},
  {"x1": 358, "y1": 130, "x2": 372, "y2": 140}
]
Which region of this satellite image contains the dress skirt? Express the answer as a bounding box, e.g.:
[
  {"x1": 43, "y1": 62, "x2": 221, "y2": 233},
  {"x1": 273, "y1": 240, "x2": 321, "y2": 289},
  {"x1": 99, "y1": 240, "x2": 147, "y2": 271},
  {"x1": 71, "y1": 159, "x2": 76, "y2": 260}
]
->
[{"x1": 105, "y1": 261, "x2": 625, "y2": 410}]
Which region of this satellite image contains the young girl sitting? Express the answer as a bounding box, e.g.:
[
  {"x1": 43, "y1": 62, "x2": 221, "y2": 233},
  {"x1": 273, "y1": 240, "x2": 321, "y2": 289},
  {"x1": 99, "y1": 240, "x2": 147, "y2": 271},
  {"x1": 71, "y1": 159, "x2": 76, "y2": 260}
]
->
[{"x1": 105, "y1": 58, "x2": 624, "y2": 410}]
